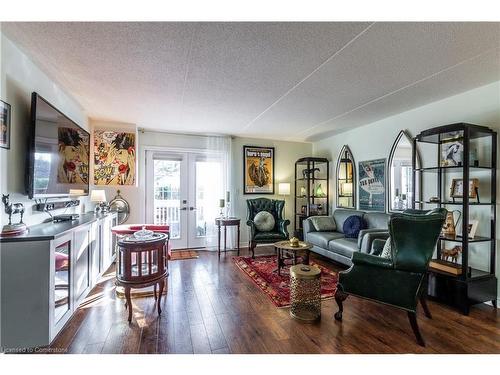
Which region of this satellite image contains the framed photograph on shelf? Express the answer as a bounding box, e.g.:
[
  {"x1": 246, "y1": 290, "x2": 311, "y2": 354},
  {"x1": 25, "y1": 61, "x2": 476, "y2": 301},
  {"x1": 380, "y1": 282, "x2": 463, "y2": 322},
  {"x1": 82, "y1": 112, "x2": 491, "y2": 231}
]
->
[
  {"x1": 0, "y1": 100, "x2": 11, "y2": 150},
  {"x1": 467, "y1": 220, "x2": 479, "y2": 239},
  {"x1": 450, "y1": 178, "x2": 479, "y2": 199},
  {"x1": 243, "y1": 145, "x2": 275, "y2": 194},
  {"x1": 440, "y1": 137, "x2": 464, "y2": 167}
]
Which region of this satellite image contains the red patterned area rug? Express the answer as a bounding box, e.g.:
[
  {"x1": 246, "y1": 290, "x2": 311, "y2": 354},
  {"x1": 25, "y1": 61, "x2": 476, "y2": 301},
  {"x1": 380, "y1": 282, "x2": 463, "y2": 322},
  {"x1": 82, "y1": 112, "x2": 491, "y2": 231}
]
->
[{"x1": 233, "y1": 255, "x2": 338, "y2": 308}]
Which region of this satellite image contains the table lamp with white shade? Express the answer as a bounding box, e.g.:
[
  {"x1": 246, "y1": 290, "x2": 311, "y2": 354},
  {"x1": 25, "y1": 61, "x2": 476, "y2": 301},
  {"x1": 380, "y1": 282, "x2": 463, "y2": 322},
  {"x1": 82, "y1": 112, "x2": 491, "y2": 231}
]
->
[
  {"x1": 278, "y1": 182, "x2": 291, "y2": 218},
  {"x1": 91, "y1": 189, "x2": 108, "y2": 214}
]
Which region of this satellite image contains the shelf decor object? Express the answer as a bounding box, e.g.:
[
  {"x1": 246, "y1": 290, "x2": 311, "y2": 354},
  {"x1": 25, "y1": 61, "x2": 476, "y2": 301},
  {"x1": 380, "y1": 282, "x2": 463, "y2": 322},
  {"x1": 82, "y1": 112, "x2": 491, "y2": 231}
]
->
[
  {"x1": 336, "y1": 145, "x2": 355, "y2": 209},
  {"x1": 412, "y1": 123, "x2": 497, "y2": 315},
  {"x1": 294, "y1": 157, "x2": 329, "y2": 239}
]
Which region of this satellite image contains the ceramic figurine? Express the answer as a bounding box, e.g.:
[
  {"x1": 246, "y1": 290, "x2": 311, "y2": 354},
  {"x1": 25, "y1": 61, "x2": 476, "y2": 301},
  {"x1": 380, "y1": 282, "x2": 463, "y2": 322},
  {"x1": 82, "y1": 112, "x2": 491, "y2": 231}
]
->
[{"x1": 2, "y1": 194, "x2": 27, "y2": 235}]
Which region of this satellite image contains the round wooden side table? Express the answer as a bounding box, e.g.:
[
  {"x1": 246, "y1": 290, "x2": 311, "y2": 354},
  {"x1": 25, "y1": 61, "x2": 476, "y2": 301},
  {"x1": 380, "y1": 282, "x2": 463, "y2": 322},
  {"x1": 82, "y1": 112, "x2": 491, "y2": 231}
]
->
[
  {"x1": 215, "y1": 217, "x2": 240, "y2": 259},
  {"x1": 273, "y1": 240, "x2": 313, "y2": 276},
  {"x1": 116, "y1": 233, "x2": 168, "y2": 322},
  {"x1": 289, "y1": 264, "x2": 321, "y2": 322}
]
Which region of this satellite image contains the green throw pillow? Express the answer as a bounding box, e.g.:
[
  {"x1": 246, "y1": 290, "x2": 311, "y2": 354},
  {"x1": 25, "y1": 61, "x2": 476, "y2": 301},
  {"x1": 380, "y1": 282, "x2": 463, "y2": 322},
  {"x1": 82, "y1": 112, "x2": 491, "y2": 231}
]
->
[
  {"x1": 254, "y1": 211, "x2": 275, "y2": 232},
  {"x1": 381, "y1": 237, "x2": 392, "y2": 259},
  {"x1": 310, "y1": 216, "x2": 336, "y2": 232}
]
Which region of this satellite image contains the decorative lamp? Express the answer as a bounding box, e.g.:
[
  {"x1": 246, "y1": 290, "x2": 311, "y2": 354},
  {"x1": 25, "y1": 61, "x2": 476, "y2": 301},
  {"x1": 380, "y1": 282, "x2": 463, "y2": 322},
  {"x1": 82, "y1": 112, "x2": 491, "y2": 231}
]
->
[
  {"x1": 91, "y1": 190, "x2": 107, "y2": 214},
  {"x1": 279, "y1": 182, "x2": 291, "y2": 218}
]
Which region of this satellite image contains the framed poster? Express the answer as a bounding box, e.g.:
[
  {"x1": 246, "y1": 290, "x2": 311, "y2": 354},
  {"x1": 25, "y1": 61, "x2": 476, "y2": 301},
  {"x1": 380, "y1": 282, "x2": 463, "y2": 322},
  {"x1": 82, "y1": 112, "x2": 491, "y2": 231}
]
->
[
  {"x1": 440, "y1": 138, "x2": 464, "y2": 167},
  {"x1": 243, "y1": 145, "x2": 274, "y2": 194},
  {"x1": 0, "y1": 100, "x2": 11, "y2": 149},
  {"x1": 359, "y1": 158, "x2": 386, "y2": 212},
  {"x1": 94, "y1": 130, "x2": 136, "y2": 185}
]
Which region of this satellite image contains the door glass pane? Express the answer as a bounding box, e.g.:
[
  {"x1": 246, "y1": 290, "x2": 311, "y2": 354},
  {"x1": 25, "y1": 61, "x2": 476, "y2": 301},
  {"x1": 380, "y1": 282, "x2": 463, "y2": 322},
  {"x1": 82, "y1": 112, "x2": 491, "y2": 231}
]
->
[
  {"x1": 195, "y1": 160, "x2": 223, "y2": 238},
  {"x1": 153, "y1": 159, "x2": 181, "y2": 239},
  {"x1": 54, "y1": 241, "x2": 70, "y2": 324}
]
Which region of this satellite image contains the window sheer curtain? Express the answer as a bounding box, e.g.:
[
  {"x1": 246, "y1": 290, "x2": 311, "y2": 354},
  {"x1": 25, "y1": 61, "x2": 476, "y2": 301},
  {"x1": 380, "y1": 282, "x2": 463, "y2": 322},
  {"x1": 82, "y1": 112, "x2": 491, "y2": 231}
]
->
[{"x1": 203, "y1": 135, "x2": 234, "y2": 250}]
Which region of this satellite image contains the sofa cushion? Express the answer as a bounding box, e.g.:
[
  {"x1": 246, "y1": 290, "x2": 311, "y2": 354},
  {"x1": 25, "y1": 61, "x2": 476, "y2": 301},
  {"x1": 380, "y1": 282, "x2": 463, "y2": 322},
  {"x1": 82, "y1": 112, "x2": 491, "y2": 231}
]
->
[
  {"x1": 307, "y1": 231, "x2": 344, "y2": 249},
  {"x1": 364, "y1": 212, "x2": 390, "y2": 230},
  {"x1": 343, "y1": 215, "x2": 367, "y2": 238},
  {"x1": 329, "y1": 238, "x2": 359, "y2": 258},
  {"x1": 254, "y1": 211, "x2": 275, "y2": 232},
  {"x1": 309, "y1": 216, "x2": 336, "y2": 232},
  {"x1": 333, "y1": 209, "x2": 364, "y2": 233}
]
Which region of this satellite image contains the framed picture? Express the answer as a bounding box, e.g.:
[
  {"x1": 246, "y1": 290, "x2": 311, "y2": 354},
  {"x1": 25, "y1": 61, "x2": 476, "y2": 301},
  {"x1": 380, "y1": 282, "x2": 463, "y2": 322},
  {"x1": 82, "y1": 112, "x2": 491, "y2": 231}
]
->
[
  {"x1": 309, "y1": 204, "x2": 319, "y2": 215},
  {"x1": 440, "y1": 138, "x2": 464, "y2": 167},
  {"x1": 0, "y1": 100, "x2": 11, "y2": 150},
  {"x1": 359, "y1": 158, "x2": 386, "y2": 211},
  {"x1": 450, "y1": 178, "x2": 479, "y2": 198},
  {"x1": 467, "y1": 220, "x2": 479, "y2": 239},
  {"x1": 243, "y1": 145, "x2": 275, "y2": 194},
  {"x1": 94, "y1": 130, "x2": 136, "y2": 185}
]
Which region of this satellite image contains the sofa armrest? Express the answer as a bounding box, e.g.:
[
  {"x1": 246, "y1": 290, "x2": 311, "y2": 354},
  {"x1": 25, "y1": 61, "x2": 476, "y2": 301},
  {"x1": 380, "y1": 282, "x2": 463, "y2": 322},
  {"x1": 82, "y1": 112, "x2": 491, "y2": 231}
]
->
[
  {"x1": 357, "y1": 228, "x2": 389, "y2": 248},
  {"x1": 351, "y1": 251, "x2": 393, "y2": 269},
  {"x1": 359, "y1": 230, "x2": 389, "y2": 253},
  {"x1": 371, "y1": 238, "x2": 387, "y2": 256},
  {"x1": 302, "y1": 218, "x2": 316, "y2": 240}
]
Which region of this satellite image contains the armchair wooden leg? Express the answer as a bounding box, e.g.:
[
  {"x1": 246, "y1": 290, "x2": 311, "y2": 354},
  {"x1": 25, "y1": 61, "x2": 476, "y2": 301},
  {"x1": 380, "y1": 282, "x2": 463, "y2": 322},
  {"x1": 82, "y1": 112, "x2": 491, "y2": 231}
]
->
[
  {"x1": 334, "y1": 290, "x2": 348, "y2": 321},
  {"x1": 250, "y1": 241, "x2": 256, "y2": 258},
  {"x1": 407, "y1": 311, "x2": 425, "y2": 347},
  {"x1": 419, "y1": 295, "x2": 432, "y2": 319}
]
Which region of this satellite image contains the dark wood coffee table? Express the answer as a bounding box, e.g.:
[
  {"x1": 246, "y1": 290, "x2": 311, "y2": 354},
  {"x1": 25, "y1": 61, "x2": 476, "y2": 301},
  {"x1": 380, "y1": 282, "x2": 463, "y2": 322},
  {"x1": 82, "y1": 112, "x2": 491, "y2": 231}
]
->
[{"x1": 273, "y1": 240, "x2": 313, "y2": 276}]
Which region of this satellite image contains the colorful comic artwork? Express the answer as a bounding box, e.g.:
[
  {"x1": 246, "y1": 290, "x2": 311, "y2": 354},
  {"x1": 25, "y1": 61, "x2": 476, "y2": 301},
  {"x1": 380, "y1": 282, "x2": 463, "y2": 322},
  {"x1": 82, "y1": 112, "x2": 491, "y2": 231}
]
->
[
  {"x1": 57, "y1": 127, "x2": 90, "y2": 184},
  {"x1": 94, "y1": 130, "x2": 136, "y2": 185}
]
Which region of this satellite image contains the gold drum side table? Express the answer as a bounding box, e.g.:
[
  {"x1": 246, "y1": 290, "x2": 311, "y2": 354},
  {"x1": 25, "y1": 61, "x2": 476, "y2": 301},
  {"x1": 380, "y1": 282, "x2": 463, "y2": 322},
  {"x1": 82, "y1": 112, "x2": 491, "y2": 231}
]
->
[{"x1": 289, "y1": 264, "x2": 321, "y2": 322}]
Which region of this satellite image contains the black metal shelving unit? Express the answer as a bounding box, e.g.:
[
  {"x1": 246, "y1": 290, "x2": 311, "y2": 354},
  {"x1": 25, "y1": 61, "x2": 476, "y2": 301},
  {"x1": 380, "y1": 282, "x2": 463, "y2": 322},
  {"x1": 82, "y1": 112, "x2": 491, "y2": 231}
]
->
[
  {"x1": 294, "y1": 157, "x2": 329, "y2": 239},
  {"x1": 412, "y1": 123, "x2": 497, "y2": 315}
]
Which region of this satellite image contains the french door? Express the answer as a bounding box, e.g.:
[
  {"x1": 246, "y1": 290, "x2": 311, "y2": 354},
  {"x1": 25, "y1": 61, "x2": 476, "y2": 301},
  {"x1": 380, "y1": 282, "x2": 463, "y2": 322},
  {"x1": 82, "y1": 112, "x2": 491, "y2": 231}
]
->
[{"x1": 145, "y1": 150, "x2": 224, "y2": 249}]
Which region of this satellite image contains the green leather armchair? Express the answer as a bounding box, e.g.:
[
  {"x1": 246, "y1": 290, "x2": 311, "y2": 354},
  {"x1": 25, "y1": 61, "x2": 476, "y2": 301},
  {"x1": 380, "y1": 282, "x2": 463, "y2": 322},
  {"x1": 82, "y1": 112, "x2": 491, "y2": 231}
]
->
[
  {"x1": 334, "y1": 208, "x2": 446, "y2": 346},
  {"x1": 246, "y1": 198, "x2": 290, "y2": 258}
]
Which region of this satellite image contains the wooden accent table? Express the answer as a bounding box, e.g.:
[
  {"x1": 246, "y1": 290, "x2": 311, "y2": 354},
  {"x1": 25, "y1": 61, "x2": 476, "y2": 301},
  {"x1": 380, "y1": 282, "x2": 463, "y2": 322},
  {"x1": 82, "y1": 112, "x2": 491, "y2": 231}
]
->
[
  {"x1": 273, "y1": 240, "x2": 313, "y2": 276},
  {"x1": 215, "y1": 217, "x2": 240, "y2": 259},
  {"x1": 116, "y1": 233, "x2": 168, "y2": 322}
]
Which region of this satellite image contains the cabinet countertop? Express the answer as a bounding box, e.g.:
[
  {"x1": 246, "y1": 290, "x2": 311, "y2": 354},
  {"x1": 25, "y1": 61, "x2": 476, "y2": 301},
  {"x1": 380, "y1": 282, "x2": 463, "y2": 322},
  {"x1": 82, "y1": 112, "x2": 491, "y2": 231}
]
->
[{"x1": 0, "y1": 212, "x2": 117, "y2": 243}]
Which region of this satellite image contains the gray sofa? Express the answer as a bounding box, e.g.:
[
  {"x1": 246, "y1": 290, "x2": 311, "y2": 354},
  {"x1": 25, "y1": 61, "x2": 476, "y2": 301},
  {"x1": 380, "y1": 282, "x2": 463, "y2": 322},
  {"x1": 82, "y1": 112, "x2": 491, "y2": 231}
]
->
[{"x1": 303, "y1": 209, "x2": 390, "y2": 266}]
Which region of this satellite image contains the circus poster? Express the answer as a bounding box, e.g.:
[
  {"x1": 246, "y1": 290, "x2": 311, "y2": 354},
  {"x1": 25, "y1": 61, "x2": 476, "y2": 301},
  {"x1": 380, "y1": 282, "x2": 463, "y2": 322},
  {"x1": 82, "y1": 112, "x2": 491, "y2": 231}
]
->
[
  {"x1": 94, "y1": 130, "x2": 136, "y2": 185},
  {"x1": 57, "y1": 127, "x2": 90, "y2": 184},
  {"x1": 243, "y1": 146, "x2": 274, "y2": 194}
]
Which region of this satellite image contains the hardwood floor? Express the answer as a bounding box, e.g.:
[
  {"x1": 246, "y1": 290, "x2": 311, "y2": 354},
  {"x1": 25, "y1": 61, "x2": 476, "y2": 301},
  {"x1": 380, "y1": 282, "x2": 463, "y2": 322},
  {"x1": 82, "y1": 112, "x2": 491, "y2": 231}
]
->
[{"x1": 50, "y1": 247, "x2": 500, "y2": 354}]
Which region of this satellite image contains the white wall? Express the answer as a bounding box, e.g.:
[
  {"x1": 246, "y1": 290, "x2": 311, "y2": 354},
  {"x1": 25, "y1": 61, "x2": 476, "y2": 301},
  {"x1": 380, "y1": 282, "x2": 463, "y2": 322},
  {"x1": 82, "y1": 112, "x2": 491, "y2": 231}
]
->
[
  {"x1": 0, "y1": 32, "x2": 89, "y2": 227},
  {"x1": 313, "y1": 81, "x2": 500, "y2": 300}
]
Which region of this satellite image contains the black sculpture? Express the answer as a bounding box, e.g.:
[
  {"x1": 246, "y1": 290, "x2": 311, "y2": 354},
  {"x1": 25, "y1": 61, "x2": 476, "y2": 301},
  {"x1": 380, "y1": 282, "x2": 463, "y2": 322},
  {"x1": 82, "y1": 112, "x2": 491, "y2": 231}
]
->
[{"x1": 302, "y1": 167, "x2": 320, "y2": 179}]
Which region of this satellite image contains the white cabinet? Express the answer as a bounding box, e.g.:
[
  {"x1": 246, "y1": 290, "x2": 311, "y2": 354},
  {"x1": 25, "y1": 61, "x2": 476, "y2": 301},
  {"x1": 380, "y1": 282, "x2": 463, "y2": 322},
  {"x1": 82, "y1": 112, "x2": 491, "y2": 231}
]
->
[{"x1": 0, "y1": 212, "x2": 117, "y2": 350}]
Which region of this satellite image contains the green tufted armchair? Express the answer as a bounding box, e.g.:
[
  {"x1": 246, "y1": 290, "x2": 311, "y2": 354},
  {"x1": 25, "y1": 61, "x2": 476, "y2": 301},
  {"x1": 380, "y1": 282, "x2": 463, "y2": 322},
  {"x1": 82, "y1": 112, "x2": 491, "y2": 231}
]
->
[
  {"x1": 246, "y1": 198, "x2": 290, "y2": 258},
  {"x1": 334, "y1": 208, "x2": 446, "y2": 346}
]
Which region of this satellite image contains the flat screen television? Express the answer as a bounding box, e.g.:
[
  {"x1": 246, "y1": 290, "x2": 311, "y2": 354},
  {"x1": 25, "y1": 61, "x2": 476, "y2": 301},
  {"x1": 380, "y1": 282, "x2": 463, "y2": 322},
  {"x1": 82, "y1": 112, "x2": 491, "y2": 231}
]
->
[{"x1": 26, "y1": 92, "x2": 90, "y2": 199}]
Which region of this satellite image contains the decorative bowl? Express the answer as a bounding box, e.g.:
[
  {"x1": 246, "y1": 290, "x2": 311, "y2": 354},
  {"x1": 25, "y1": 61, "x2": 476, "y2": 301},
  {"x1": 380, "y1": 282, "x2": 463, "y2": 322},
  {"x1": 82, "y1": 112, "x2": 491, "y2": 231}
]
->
[{"x1": 133, "y1": 226, "x2": 154, "y2": 240}]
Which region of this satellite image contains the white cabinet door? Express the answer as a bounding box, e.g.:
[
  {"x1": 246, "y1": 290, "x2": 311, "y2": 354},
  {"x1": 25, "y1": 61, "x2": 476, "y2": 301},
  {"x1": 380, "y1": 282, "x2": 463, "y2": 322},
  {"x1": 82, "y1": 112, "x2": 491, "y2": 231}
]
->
[
  {"x1": 73, "y1": 224, "x2": 91, "y2": 306},
  {"x1": 90, "y1": 222, "x2": 101, "y2": 286},
  {"x1": 101, "y1": 216, "x2": 113, "y2": 272}
]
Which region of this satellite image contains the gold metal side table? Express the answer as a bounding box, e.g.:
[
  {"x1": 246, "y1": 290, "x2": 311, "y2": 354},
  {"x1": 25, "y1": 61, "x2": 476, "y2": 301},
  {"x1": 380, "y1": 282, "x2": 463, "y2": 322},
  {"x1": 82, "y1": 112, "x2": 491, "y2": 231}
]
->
[{"x1": 289, "y1": 264, "x2": 321, "y2": 322}]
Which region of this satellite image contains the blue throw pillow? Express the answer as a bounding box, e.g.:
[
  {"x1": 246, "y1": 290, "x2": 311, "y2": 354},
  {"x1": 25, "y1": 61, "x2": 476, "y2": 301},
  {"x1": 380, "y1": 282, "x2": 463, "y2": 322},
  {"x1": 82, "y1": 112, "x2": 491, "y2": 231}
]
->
[{"x1": 343, "y1": 215, "x2": 367, "y2": 238}]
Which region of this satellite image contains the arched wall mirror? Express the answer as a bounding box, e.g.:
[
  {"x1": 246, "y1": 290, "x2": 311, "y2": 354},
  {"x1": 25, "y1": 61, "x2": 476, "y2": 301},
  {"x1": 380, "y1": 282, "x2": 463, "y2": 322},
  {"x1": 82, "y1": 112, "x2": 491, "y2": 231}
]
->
[
  {"x1": 336, "y1": 145, "x2": 356, "y2": 208},
  {"x1": 387, "y1": 130, "x2": 421, "y2": 212}
]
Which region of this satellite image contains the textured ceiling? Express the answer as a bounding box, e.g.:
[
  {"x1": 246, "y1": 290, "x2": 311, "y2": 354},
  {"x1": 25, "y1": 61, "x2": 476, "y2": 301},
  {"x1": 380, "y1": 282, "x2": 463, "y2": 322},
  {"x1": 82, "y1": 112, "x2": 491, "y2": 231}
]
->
[{"x1": 2, "y1": 22, "x2": 499, "y2": 141}]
